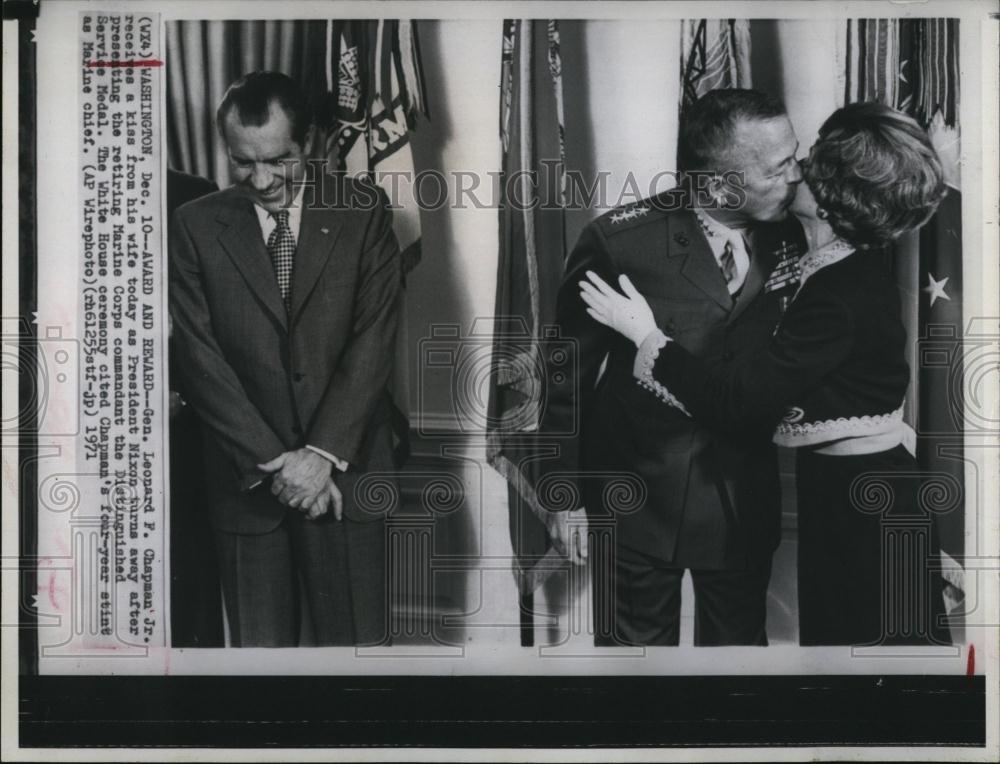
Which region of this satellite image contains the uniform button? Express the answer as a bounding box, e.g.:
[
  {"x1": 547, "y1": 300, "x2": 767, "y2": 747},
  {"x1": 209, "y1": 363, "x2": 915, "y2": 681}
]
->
[{"x1": 293, "y1": 372, "x2": 305, "y2": 382}]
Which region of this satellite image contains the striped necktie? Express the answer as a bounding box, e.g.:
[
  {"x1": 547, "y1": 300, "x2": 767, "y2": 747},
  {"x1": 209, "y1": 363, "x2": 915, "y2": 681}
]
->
[
  {"x1": 720, "y1": 240, "x2": 738, "y2": 286},
  {"x1": 720, "y1": 231, "x2": 750, "y2": 295}
]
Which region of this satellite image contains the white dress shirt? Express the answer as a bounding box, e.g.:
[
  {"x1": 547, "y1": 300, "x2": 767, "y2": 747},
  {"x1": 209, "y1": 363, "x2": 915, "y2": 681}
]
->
[{"x1": 254, "y1": 183, "x2": 306, "y2": 246}]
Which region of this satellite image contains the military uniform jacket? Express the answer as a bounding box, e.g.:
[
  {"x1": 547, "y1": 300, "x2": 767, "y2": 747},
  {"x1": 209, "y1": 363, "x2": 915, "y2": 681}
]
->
[{"x1": 536, "y1": 193, "x2": 806, "y2": 568}]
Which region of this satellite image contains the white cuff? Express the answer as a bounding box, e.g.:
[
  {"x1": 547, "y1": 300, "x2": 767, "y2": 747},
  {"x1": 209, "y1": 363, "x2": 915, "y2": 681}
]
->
[
  {"x1": 306, "y1": 444, "x2": 350, "y2": 472},
  {"x1": 633, "y1": 329, "x2": 691, "y2": 417}
]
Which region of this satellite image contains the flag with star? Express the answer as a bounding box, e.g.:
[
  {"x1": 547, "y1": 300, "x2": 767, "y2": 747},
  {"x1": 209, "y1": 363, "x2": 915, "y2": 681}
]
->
[
  {"x1": 316, "y1": 20, "x2": 428, "y2": 465},
  {"x1": 841, "y1": 17, "x2": 965, "y2": 617},
  {"x1": 842, "y1": 19, "x2": 958, "y2": 130},
  {"x1": 916, "y1": 187, "x2": 965, "y2": 595}
]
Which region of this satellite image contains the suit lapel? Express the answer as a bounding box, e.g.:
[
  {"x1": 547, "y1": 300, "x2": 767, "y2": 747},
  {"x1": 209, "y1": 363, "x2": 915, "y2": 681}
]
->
[
  {"x1": 216, "y1": 196, "x2": 288, "y2": 330},
  {"x1": 671, "y1": 211, "x2": 733, "y2": 312},
  {"x1": 290, "y1": 205, "x2": 343, "y2": 322}
]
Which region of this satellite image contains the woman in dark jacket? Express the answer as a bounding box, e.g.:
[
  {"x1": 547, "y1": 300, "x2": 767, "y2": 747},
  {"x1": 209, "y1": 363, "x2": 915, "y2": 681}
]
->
[{"x1": 580, "y1": 102, "x2": 951, "y2": 646}]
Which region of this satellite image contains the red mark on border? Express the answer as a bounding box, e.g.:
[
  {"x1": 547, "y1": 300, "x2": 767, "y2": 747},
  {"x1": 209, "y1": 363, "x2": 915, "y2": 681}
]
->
[
  {"x1": 86, "y1": 59, "x2": 164, "y2": 68},
  {"x1": 47, "y1": 573, "x2": 63, "y2": 610},
  {"x1": 966, "y1": 644, "x2": 975, "y2": 676}
]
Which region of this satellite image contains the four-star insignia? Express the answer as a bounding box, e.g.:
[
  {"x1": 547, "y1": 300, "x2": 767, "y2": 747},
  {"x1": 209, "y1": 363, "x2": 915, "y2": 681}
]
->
[
  {"x1": 923, "y1": 272, "x2": 951, "y2": 307},
  {"x1": 610, "y1": 205, "x2": 649, "y2": 225}
]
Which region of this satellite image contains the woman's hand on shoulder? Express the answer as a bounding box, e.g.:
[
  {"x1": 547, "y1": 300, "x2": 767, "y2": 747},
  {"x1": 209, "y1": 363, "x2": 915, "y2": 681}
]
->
[{"x1": 579, "y1": 271, "x2": 658, "y2": 347}]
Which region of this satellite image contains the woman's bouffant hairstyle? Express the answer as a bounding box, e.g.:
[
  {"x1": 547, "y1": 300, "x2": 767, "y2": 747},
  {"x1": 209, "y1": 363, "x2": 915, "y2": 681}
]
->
[{"x1": 803, "y1": 102, "x2": 947, "y2": 248}]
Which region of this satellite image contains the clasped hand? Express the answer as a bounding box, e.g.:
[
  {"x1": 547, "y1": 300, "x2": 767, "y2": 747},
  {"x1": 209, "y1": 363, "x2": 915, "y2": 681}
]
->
[
  {"x1": 579, "y1": 271, "x2": 657, "y2": 347},
  {"x1": 258, "y1": 448, "x2": 343, "y2": 520}
]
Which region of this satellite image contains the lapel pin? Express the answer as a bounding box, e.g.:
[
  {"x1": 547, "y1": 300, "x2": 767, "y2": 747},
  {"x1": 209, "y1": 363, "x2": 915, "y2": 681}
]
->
[{"x1": 321, "y1": 227, "x2": 330, "y2": 234}]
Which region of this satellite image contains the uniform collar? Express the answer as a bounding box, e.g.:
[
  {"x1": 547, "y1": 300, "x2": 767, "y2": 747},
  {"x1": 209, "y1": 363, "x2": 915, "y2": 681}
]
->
[{"x1": 691, "y1": 206, "x2": 751, "y2": 244}]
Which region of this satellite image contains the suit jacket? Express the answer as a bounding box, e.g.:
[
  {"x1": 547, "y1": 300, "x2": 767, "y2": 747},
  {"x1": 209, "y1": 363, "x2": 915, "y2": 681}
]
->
[
  {"x1": 169, "y1": 172, "x2": 401, "y2": 534},
  {"x1": 537, "y1": 193, "x2": 806, "y2": 568},
  {"x1": 167, "y1": 169, "x2": 218, "y2": 403}
]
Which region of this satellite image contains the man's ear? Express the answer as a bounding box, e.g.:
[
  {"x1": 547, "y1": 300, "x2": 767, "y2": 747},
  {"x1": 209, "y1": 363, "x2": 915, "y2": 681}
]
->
[{"x1": 303, "y1": 125, "x2": 317, "y2": 156}]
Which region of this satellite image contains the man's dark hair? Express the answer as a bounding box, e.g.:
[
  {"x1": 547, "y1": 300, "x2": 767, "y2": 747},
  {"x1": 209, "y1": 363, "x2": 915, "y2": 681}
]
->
[
  {"x1": 677, "y1": 88, "x2": 787, "y2": 172},
  {"x1": 216, "y1": 70, "x2": 313, "y2": 147}
]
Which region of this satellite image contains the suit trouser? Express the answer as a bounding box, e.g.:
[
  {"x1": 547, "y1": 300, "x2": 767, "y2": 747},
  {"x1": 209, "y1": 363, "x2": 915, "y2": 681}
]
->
[
  {"x1": 214, "y1": 512, "x2": 387, "y2": 647},
  {"x1": 592, "y1": 539, "x2": 772, "y2": 646}
]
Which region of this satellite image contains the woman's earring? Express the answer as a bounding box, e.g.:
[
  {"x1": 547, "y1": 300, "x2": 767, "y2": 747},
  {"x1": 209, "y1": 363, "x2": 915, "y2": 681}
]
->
[{"x1": 816, "y1": 207, "x2": 829, "y2": 220}]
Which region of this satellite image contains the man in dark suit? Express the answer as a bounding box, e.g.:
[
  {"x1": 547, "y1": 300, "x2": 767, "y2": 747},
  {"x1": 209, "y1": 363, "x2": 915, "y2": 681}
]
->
[
  {"x1": 169, "y1": 71, "x2": 401, "y2": 647},
  {"x1": 167, "y1": 168, "x2": 224, "y2": 647},
  {"x1": 539, "y1": 89, "x2": 807, "y2": 645}
]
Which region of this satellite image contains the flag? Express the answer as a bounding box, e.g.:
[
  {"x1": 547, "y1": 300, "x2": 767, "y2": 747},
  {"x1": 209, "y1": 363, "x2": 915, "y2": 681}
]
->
[
  {"x1": 841, "y1": 18, "x2": 964, "y2": 617},
  {"x1": 680, "y1": 19, "x2": 752, "y2": 106},
  {"x1": 916, "y1": 187, "x2": 965, "y2": 611},
  {"x1": 317, "y1": 20, "x2": 428, "y2": 464},
  {"x1": 843, "y1": 19, "x2": 958, "y2": 130},
  {"x1": 487, "y1": 20, "x2": 569, "y2": 602}
]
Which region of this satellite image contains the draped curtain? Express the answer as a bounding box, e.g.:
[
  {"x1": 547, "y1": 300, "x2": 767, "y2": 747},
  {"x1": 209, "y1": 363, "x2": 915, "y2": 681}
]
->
[
  {"x1": 166, "y1": 20, "x2": 426, "y2": 187},
  {"x1": 165, "y1": 20, "x2": 325, "y2": 186}
]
